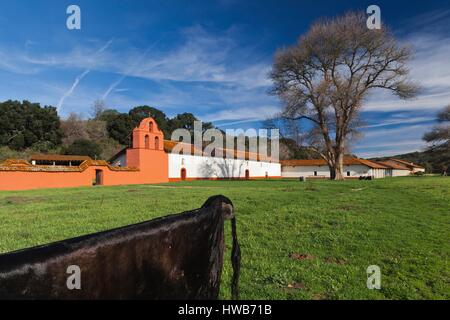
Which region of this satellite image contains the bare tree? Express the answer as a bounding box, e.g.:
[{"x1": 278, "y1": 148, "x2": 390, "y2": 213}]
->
[
  {"x1": 423, "y1": 105, "x2": 450, "y2": 151},
  {"x1": 91, "y1": 100, "x2": 107, "y2": 120},
  {"x1": 60, "y1": 113, "x2": 89, "y2": 145},
  {"x1": 270, "y1": 12, "x2": 419, "y2": 180}
]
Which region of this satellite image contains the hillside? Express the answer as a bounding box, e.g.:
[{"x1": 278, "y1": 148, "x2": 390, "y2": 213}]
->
[{"x1": 371, "y1": 150, "x2": 449, "y2": 173}]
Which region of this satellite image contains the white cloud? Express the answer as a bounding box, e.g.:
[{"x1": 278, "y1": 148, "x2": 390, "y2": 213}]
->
[
  {"x1": 15, "y1": 26, "x2": 270, "y2": 90},
  {"x1": 202, "y1": 105, "x2": 281, "y2": 122},
  {"x1": 360, "y1": 116, "x2": 434, "y2": 129},
  {"x1": 363, "y1": 124, "x2": 430, "y2": 139},
  {"x1": 363, "y1": 12, "x2": 450, "y2": 113},
  {"x1": 354, "y1": 124, "x2": 431, "y2": 158}
]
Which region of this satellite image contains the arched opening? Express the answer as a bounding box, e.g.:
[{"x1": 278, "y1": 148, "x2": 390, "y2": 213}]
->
[
  {"x1": 149, "y1": 122, "x2": 153, "y2": 132},
  {"x1": 265, "y1": 171, "x2": 268, "y2": 179},
  {"x1": 245, "y1": 169, "x2": 250, "y2": 180},
  {"x1": 144, "y1": 135, "x2": 150, "y2": 149},
  {"x1": 181, "y1": 168, "x2": 187, "y2": 181},
  {"x1": 155, "y1": 136, "x2": 159, "y2": 150}
]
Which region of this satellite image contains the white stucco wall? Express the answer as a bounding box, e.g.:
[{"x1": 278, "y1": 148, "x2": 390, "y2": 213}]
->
[
  {"x1": 281, "y1": 164, "x2": 373, "y2": 178},
  {"x1": 281, "y1": 165, "x2": 329, "y2": 178},
  {"x1": 168, "y1": 153, "x2": 281, "y2": 179},
  {"x1": 368, "y1": 168, "x2": 386, "y2": 179},
  {"x1": 391, "y1": 169, "x2": 411, "y2": 177}
]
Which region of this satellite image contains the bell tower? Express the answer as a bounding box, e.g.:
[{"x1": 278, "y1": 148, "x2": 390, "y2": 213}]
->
[
  {"x1": 131, "y1": 118, "x2": 164, "y2": 151},
  {"x1": 126, "y1": 117, "x2": 168, "y2": 183}
]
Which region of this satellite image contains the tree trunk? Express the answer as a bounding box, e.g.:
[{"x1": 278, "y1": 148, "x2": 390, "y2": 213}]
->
[
  {"x1": 331, "y1": 164, "x2": 345, "y2": 180},
  {"x1": 329, "y1": 149, "x2": 345, "y2": 180}
]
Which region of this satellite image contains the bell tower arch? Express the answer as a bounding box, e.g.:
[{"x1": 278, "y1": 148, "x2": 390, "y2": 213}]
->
[{"x1": 126, "y1": 117, "x2": 168, "y2": 183}]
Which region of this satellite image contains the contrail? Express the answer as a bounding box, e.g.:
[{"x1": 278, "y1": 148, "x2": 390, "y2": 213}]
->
[
  {"x1": 57, "y1": 69, "x2": 90, "y2": 111},
  {"x1": 101, "y1": 39, "x2": 160, "y2": 100},
  {"x1": 57, "y1": 39, "x2": 113, "y2": 112}
]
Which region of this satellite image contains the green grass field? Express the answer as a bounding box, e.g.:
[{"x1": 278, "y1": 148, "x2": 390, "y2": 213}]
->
[{"x1": 0, "y1": 177, "x2": 449, "y2": 299}]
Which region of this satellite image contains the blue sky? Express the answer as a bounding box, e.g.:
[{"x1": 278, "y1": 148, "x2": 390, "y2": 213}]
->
[{"x1": 0, "y1": 0, "x2": 450, "y2": 157}]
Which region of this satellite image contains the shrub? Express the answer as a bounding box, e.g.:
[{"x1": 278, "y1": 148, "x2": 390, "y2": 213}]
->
[{"x1": 64, "y1": 139, "x2": 102, "y2": 159}]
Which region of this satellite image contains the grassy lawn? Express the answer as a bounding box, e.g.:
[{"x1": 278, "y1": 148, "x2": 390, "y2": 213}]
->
[{"x1": 0, "y1": 177, "x2": 449, "y2": 299}]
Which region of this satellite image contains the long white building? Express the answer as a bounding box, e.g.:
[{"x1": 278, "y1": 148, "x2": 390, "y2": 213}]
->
[
  {"x1": 280, "y1": 157, "x2": 413, "y2": 179},
  {"x1": 110, "y1": 139, "x2": 281, "y2": 181}
]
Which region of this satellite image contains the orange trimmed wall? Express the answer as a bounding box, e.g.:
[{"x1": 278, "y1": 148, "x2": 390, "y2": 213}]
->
[
  {"x1": 0, "y1": 118, "x2": 168, "y2": 191},
  {"x1": 0, "y1": 117, "x2": 283, "y2": 191}
]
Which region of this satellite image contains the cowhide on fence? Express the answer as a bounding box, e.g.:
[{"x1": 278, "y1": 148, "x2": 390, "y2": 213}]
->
[{"x1": 0, "y1": 195, "x2": 240, "y2": 300}]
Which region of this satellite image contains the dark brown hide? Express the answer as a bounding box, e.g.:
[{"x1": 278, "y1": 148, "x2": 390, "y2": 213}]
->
[{"x1": 0, "y1": 195, "x2": 240, "y2": 300}]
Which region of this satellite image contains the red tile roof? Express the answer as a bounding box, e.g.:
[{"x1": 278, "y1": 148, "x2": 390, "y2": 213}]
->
[
  {"x1": 0, "y1": 159, "x2": 138, "y2": 172},
  {"x1": 357, "y1": 159, "x2": 388, "y2": 169},
  {"x1": 377, "y1": 161, "x2": 410, "y2": 170},
  {"x1": 389, "y1": 158, "x2": 424, "y2": 169},
  {"x1": 280, "y1": 157, "x2": 388, "y2": 169}
]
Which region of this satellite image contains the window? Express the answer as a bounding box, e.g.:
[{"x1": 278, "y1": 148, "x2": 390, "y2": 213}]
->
[
  {"x1": 144, "y1": 135, "x2": 150, "y2": 149},
  {"x1": 155, "y1": 136, "x2": 159, "y2": 150},
  {"x1": 149, "y1": 122, "x2": 153, "y2": 132},
  {"x1": 314, "y1": 171, "x2": 317, "y2": 176},
  {"x1": 347, "y1": 171, "x2": 351, "y2": 177}
]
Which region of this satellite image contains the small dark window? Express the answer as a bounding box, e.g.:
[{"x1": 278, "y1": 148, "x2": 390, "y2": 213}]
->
[
  {"x1": 347, "y1": 171, "x2": 351, "y2": 177},
  {"x1": 144, "y1": 135, "x2": 150, "y2": 149},
  {"x1": 149, "y1": 122, "x2": 153, "y2": 132},
  {"x1": 155, "y1": 136, "x2": 159, "y2": 150},
  {"x1": 314, "y1": 171, "x2": 317, "y2": 176}
]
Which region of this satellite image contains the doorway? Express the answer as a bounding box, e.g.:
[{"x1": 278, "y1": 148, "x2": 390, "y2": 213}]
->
[
  {"x1": 95, "y1": 169, "x2": 103, "y2": 186},
  {"x1": 245, "y1": 169, "x2": 250, "y2": 180},
  {"x1": 181, "y1": 168, "x2": 187, "y2": 181}
]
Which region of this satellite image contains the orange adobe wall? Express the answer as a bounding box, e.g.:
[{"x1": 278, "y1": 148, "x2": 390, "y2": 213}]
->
[
  {"x1": 0, "y1": 169, "x2": 96, "y2": 191},
  {"x1": 0, "y1": 117, "x2": 168, "y2": 191}
]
